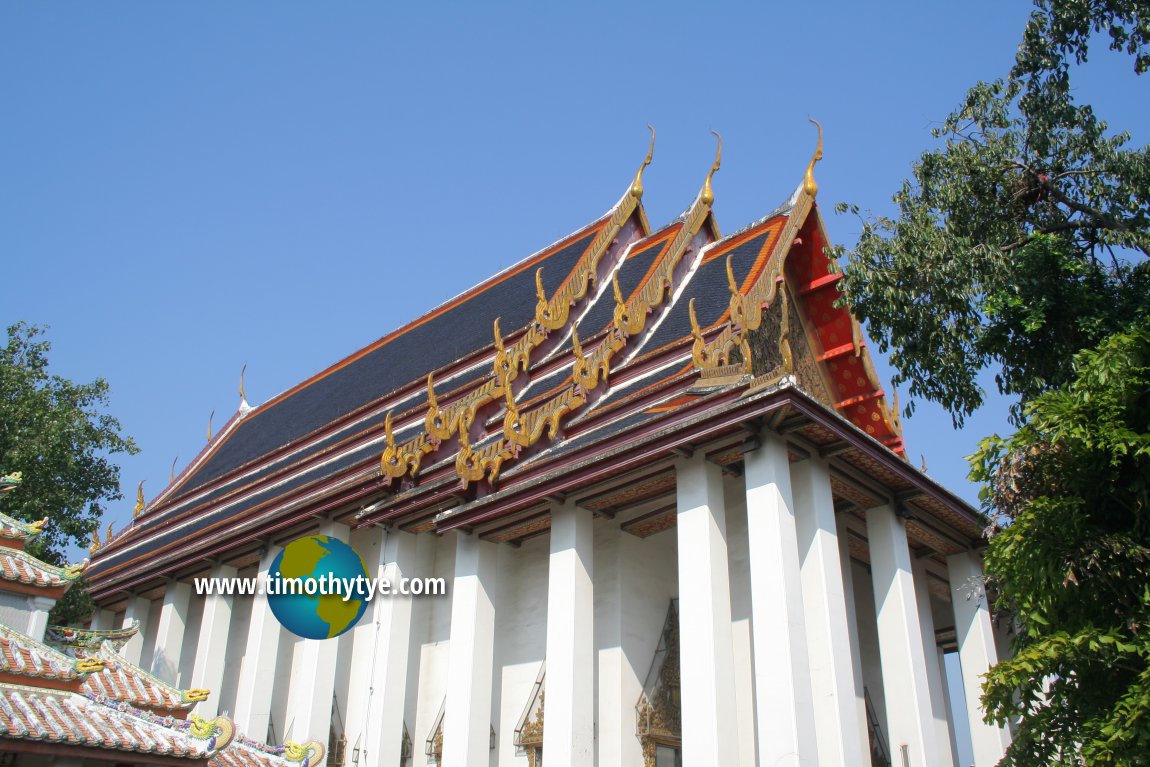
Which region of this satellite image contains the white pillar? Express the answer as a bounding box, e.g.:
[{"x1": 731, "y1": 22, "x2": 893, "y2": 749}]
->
[
  {"x1": 150, "y1": 580, "x2": 191, "y2": 684},
  {"x1": 443, "y1": 531, "x2": 497, "y2": 767},
  {"x1": 939, "y1": 648, "x2": 963, "y2": 765},
  {"x1": 120, "y1": 595, "x2": 151, "y2": 666},
  {"x1": 866, "y1": 504, "x2": 937, "y2": 766},
  {"x1": 89, "y1": 608, "x2": 116, "y2": 632},
  {"x1": 344, "y1": 528, "x2": 418, "y2": 767},
  {"x1": 948, "y1": 551, "x2": 1012, "y2": 766},
  {"x1": 285, "y1": 521, "x2": 350, "y2": 749},
  {"x1": 234, "y1": 547, "x2": 283, "y2": 739},
  {"x1": 793, "y1": 458, "x2": 865, "y2": 767},
  {"x1": 675, "y1": 453, "x2": 740, "y2": 766},
  {"x1": 838, "y1": 520, "x2": 871, "y2": 761},
  {"x1": 26, "y1": 596, "x2": 53, "y2": 642},
  {"x1": 543, "y1": 501, "x2": 594, "y2": 766},
  {"x1": 913, "y1": 559, "x2": 957, "y2": 767},
  {"x1": 189, "y1": 563, "x2": 236, "y2": 718},
  {"x1": 743, "y1": 435, "x2": 817, "y2": 766}
]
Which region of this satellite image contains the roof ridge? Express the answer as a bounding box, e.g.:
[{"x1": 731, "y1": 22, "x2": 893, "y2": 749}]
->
[{"x1": 0, "y1": 623, "x2": 89, "y2": 680}]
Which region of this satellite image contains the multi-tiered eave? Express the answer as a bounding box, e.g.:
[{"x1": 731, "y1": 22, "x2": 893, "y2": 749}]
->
[
  {"x1": 87, "y1": 138, "x2": 983, "y2": 606},
  {"x1": 87, "y1": 170, "x2": 653, "y2": 589}
]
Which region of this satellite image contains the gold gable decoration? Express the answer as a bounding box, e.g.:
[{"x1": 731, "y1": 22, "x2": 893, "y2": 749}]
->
[
  {"x1": 513, "y1": 664, "x2": 546, "y2": 767},
  {"x1": 380, "y1": 137, "x2": 652, "y2": 484},
  {"x1": 636, "y1": 600, "x2": 681, "y2": 767},
  {"x1": 424, "y1": 699, "x2": 445, "y2": 764},
  {"x1": 453, "y1": 134, "x2": 722, "y2": 488},
  {"x1": 694, "y1": 122, "x2": 824, "y2": 383}
]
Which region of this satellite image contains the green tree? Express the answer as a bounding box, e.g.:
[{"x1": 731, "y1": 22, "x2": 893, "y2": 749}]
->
[
  {"x1": 835, "y1": 2, "x2": 1150, "y2": 426},
  {"x1": 972, "y1": 325, "x2": 1150, "y2": 764},
  {"x1": 835, "y1": 1, "x2": 1150, "y2": 764},
  {"x1": 0, "y1": 322, "x2": 137, "y2": 623}
]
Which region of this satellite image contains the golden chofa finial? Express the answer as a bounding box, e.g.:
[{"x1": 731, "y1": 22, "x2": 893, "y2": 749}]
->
[
  {"x1": 804, "y1": 118, "x2": 824, "y2": 197},
  {"x1": 239, "y1": 363, "x2": 247, "y2": 402},
  {"x1": 170, "y1": 456, "x2": 178, "y2": 483},
  {"x1": 206, "y1": 410, "x2": 215, "y2": 441},
  {"x1": 701, "y1": 130, "x2": 722, "y2": 206},
  {"x1": 133, "y1": 480, "x2": 146, "y2": 518},
  {"x1": 629, "y1": 124, "x2": 656, "y2": 199}
]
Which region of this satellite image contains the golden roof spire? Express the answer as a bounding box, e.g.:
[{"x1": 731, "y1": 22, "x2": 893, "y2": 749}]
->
[
  {"x1": 170, "y1": 456, "x2": 178, "y2": 483},
  {"x1": 803, "y1": 118, "x2": 824, "y2": 197},
  {"x1": 629, "y1": 124, "x2": 656, "y2": 199},
  {"x1": 206, "y1": 410, "x2": 215, "y2": 441},
  {"x1": 700, "y1": 130, "x2": 722, "y2": 205},
  {"x1": 239, "y1": 363, "x2": 247, "y2": 403},
  {"x1": 133, "y1": 480, "x2": 146, "y2": 518}
]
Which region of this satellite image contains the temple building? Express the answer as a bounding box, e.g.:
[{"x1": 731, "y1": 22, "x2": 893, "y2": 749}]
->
[
  {"x1": 0, "y1": 473, "x2": 325, "y2": 766},
  {"x1": 81, "y1": 129, "x2": 1012, "y2": 767}
]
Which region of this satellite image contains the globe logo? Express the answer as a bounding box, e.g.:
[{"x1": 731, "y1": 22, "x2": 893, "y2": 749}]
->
[{"x1": 266, "y1": 535, "x2": 371, "y2": 639}]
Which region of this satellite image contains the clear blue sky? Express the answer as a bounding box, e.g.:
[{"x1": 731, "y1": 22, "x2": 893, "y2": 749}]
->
[{"x1": 2, "y1": 4, "x2": 1144, "y2": 550}]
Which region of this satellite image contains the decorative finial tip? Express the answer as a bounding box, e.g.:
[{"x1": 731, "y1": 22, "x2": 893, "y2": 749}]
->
[
  {"x1": 238, "y1": 363, "x2": 247, "y2": 403},
  {"x1": 701, "y1": 130, "x2": 722, "y2": 205},
  {"x1": 133, "y1": 480, "x2": 146, "y2": 518},
  {"x1": 630, "y1": 124, "x2": 656, "y2": 199},
  {"x1": 804, "y1": 118, "x2": 824, "y2": 197}
]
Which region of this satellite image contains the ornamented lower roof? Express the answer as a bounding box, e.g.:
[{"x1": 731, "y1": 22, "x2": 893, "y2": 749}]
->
[
  {"x1": 0, "y1": 684, "x2": 321, "y2": 767},
  {"x1": 78, "y1": 642, "x2": 203, "y2": 712},
  {"x1": 1, "y1": 622, "x2": 198, "y2": 715},
  {"x1": 0, "y1": 546, "x2": 84, "y2": 592},
  {"x1": 0, "y1": 685, "x2": 217, "y2": 759},
  {"x1": 46, "y1": 622, "x2": 139, "y2": 653},
  {"x1": 0, "y1": 511, "x2": 46, "y2": 549},
  {"x1": 0, "y1": 476, "x2": 322, "y2": 764},
  {"x1": 0, "y1": 624, "x2": 88, "y2": 685}
]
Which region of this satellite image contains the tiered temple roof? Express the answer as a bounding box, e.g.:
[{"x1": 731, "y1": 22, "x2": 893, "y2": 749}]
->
[{"x1": 86, "y1": 128, "x2": 982, "y2": 605}]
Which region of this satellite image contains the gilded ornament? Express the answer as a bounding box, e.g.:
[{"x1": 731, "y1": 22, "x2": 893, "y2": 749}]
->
[
  {"x1": 188, "y1": 713, "x2": 236, "y2": 753},
  {"x1": 283, "y1": 740, "x2": 327, "y2": 766},
  {"x1": 700, "y1": 130, "x2": 722, "y2": 206},
  {"x1": 73, "y1": 657, "x2": 106, "y2": 674},
  {"x1": 182, "y1": 688, "x2": 211, "y2": 703},
  {"x1": 133, "y1": 480, "x2": 146, "y2": 518},
  {"x1": 629, "y1": 124, "x2": 656, "y2": 199},
  {"x1": 688, "y1": 299, "x2": 707, "y2": 368},
  {"x1": 803, "y1": 118, "x2": 824, "y2": 197},
  {"x1": 206, "y1": 410, "x2": 214, "y2": 441},
  {"x1": 533, "y1": 131, "x2": 652, "y2": 331},
  {"x1": 425, "y1": 374, "x2": 442, "y2": 435}
]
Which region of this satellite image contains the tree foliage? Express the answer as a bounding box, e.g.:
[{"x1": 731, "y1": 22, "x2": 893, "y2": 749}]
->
[
  {"x1": 972, "y1": 325, "x2": 1150, "y2": 765},
  {"x1": 834, "y1": 2, "x2": 1150, "y2": 426},
  {"x1": 835, "y1": 1, "x2": 1150, "y2": 763},
  {"x1": 0, "y1": 322, "x2": 137, "y2": 621}
]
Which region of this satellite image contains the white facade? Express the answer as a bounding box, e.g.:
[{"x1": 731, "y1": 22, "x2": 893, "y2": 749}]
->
[{"x1": 112, "y1": 430, "x2": 1011, "y2": 767}]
